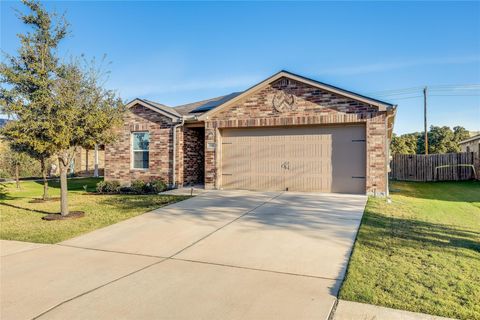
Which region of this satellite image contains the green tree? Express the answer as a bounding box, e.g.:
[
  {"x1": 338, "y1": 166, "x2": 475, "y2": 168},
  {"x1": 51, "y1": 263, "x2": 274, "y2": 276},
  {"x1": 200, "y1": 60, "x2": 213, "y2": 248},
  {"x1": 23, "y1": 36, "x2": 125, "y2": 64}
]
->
[
  {"x1": 416, "y1": 125, "x2": 470, "y2": 154},
  {"x1": 390, "y1": 133, "x2": 419, "y2": 154},
  {"x1": 1, "y1": 1, "x2": 124, "y2": 216},
  {"x1": 52, "y1": 60, "x2": 124, "y2": 216},
  {"x1": 0, "y1": 142, "x2": 41, "y2": 188},
  {"x1": 0, "y1": 0, "x2": 66, "y2": 200},
  {"x1": 453, "y1": 126, "x2": 470, "y2": 148}
]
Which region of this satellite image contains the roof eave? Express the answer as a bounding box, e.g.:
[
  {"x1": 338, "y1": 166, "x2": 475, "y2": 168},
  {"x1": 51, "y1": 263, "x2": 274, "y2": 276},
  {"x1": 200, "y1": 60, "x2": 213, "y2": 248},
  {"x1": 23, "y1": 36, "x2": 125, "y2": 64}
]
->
[{"x1": 125, "y1": 98, "x2": 181, "y2": 120}]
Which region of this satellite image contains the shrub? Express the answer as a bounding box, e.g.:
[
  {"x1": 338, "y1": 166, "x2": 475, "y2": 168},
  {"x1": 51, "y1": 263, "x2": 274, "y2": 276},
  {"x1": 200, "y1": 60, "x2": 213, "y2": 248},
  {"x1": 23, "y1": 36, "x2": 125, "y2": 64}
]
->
[
  {"x1": 96, "y1": 180, "x2": 121, "y2": 193},
  {"x1": 130, "y1": 180, "x2": 147, "y2": 194},
  {"x1": 130, "y1": 179, "x2": 167, "y2": 194},
  {"x1": 119, "y1": 186, "x2": 133, "y2": 193},
  {"x1": 150, "y1": 179, "x2": 167, "y2": 193}
]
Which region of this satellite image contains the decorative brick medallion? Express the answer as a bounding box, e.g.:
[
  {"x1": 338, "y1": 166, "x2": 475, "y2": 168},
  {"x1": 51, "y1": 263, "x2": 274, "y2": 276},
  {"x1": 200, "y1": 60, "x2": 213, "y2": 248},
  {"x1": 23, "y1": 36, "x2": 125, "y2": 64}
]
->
[{"x1": 272, "y1": 90, "x2": 296, "y2": 113}]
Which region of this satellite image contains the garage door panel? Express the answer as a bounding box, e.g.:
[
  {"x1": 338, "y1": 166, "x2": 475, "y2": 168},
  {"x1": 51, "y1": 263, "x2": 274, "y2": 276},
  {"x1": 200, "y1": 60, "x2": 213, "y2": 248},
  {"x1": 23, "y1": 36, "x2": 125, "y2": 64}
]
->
[{"x1": 221, "y1": 126, "x2": 365, "y2": 194}]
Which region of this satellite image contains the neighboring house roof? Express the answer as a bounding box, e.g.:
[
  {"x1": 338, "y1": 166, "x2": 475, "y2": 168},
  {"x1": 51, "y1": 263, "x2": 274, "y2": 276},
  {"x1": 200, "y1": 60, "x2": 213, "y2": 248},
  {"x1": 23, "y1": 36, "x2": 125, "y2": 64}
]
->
[
  {"x1": 459, "y1": 134, "x2": 480, "y2": 145},
  {"x1": 127, "y1": 70, "x2": 396, "y2": 119},
  {"x1": 0, "y1": 118, "x2": 9, "y2": 128}
]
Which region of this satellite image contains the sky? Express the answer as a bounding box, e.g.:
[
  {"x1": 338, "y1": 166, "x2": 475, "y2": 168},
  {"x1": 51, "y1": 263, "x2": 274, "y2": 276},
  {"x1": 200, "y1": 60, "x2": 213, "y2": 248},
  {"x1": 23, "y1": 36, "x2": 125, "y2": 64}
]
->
[{"x1": 1, "y1": 1, "x2": 479, "y2": 135}]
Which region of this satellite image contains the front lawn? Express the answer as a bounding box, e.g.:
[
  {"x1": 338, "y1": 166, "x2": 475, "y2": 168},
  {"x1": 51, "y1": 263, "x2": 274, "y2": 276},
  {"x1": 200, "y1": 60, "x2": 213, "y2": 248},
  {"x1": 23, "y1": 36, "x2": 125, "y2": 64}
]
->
[
  {"x1": 0, "y1": 178, "x2": 190, "y2": 244},
  {"x1": 340, "y1": 181, "x2": 480, "y2": 320}
]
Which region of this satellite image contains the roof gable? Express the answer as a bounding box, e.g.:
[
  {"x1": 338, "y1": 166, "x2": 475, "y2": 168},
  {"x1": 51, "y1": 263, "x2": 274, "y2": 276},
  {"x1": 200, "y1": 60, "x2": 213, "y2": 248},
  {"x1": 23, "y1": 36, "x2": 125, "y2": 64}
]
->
[
  {"x1": 198, "y1": 70, "x2": 395, "y2": 120},
  {"x1": 125, "y1": 98, "x2": 181, "y2": 120}
]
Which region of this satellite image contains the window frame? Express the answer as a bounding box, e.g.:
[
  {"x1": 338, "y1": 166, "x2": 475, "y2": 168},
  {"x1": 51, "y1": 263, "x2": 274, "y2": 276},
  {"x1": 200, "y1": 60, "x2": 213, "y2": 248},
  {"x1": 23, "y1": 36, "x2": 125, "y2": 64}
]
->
[{"x1": 131, "y1": 131, "x2": 150, "y2": 170}]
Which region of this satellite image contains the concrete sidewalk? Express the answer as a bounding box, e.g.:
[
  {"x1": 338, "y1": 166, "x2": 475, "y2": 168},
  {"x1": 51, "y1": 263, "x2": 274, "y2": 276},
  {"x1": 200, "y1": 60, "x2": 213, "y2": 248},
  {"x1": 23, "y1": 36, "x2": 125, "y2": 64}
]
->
[{"x1": 332, "y1": 300, "x2": 456, "y2": 320}]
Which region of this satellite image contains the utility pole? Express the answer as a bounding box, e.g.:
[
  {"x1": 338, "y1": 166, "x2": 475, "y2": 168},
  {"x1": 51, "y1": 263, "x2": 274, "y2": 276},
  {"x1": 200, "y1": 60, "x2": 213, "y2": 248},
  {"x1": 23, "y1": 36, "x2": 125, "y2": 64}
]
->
[{"x1": 423, "y1": 86, "x2": 428, "y2": 155}]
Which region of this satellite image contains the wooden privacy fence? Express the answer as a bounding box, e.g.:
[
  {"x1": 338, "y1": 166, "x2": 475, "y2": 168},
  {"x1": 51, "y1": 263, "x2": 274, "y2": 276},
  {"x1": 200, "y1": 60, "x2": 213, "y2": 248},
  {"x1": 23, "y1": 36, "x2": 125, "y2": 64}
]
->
[{"x1": 389, "y1": 152, "x2": 477, "y2": 182}]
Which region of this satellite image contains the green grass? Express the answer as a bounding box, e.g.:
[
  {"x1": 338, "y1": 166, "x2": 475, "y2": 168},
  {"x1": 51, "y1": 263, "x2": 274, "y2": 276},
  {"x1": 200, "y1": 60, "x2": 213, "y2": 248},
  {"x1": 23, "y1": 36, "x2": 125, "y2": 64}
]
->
[
  {"x1": 0, "y1": 178, "x2": 190, "y2": 244},
  {"x1": 339, "y1": 181, "x2": 480, "y2": 320}
]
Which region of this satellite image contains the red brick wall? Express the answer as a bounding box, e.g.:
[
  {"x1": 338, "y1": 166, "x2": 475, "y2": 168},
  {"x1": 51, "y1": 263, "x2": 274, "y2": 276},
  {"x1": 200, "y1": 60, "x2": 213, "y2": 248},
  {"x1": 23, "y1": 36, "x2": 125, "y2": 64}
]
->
[
  {"x1": 182, "y1": 127, "x2": 205, "y2": 185},
  {"x1": 204, "y1": 77, "x2": 388, "y2": 195},
  {"x1": 105, "y1": 105, "x2": 175, "y2": 185}
]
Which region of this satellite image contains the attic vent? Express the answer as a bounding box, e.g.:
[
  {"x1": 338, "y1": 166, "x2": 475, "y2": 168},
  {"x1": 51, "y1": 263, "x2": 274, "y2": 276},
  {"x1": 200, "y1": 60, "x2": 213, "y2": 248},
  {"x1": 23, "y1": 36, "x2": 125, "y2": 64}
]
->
[{"x1": 277, "y1": 78, "x2": 290, "y2": 87}]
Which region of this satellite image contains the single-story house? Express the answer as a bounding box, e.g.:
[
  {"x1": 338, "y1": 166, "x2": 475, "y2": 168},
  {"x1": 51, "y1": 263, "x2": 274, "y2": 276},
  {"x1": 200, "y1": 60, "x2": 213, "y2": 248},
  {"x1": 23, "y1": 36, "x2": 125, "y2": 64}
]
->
[
  {"x1": 105, "y1": 70, "x2": 397, "y2": 195},
  {"x1": 73, "y1": 145, "x2": 105, "y2": 177},
  {"x1": 459, "y1": 134, "x2": 480, "y2": 154}
]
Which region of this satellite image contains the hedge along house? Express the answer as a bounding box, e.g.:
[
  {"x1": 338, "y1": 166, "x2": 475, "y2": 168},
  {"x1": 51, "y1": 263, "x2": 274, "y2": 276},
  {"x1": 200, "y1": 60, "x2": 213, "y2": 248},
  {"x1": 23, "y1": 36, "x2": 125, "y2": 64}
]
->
[{"x1": 105, "y1": 70, "x2": 397, "y2": 195}]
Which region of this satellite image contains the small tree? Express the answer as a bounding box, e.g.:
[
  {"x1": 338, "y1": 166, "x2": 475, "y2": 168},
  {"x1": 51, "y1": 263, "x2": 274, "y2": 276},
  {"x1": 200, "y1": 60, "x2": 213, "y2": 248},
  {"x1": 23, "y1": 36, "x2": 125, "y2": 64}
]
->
[
  {"x1": 0, "y1": 141, "x2": 43, "y2": 187},
  {"x1": 1, "y1": 122, "x2": 55, "y2": 198},
  {"x1": 52, "y1": 60, "x2": 124, "y2": 216},
  {"x1": 1, "y1": 1, "x2": 124, "y2": 215},
  {"x1": 0, "y1": 0, "x2": 67, "y2": 199},
  {"x1": 5, "y1": 147, "x2": 27, "y2": 189}
]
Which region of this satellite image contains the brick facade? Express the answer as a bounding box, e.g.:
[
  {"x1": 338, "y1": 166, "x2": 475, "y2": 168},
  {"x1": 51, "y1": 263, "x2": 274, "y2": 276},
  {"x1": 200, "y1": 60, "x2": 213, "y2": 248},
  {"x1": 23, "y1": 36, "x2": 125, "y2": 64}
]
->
[
  {"x1": 106, "y1": 75, "x2": 392, "y2": 195},
  {"x1": 204, "y1": 77, "x2": 389, "y2": 195},
  {"x1": 105, "y1": 105, "x2": 206, "y2": 187},
  {"x1": 183, "y1": 127, "x2": 205, "y2": 185},
  {"x1": 105, "y1": 105, "x2": 176, "y2": 185}
]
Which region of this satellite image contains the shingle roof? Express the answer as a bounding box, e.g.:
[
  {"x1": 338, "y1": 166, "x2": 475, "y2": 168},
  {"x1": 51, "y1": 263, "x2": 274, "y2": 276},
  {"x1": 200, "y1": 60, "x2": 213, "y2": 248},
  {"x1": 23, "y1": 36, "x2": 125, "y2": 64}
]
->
[
  {"x1": 142, "y1": 99, "x2": 181, "y2": 117},
  {"x1": 459, "y1": 134, "x2": 480, "y2": 145},
  {"x1": 134, "y1": 70, "x2": 395, "y2": 118}
]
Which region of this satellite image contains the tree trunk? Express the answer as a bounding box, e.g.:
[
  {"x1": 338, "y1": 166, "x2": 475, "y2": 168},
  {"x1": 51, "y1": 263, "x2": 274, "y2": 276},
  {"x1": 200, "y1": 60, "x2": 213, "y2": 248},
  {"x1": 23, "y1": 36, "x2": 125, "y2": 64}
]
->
[
  {"x1": 59, "y1": 155, "x2": 69, "y2": 216},
  {"x1": 41, "y1": 158, "x2": 49, "y2": 200},
  {"x1": 85, "y1": 149, "x2": 89, "y2": 175},
  {"x1": 15, "y1": 163, "x2": 20, "y2": 189}
]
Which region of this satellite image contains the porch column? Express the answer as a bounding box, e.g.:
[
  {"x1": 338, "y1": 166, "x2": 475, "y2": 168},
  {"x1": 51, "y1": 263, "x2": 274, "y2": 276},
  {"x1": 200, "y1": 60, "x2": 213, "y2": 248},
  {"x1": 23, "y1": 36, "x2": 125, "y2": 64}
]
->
[{"x1": 94, "y1": 144, "x2": 99, "y2": 177}]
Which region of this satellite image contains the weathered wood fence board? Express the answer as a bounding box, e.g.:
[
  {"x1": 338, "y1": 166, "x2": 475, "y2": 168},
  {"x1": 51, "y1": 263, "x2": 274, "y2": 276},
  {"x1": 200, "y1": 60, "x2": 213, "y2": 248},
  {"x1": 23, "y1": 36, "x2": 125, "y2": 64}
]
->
[{"x1": 389, "y1": 152, "x2": 476, "y2": 181}]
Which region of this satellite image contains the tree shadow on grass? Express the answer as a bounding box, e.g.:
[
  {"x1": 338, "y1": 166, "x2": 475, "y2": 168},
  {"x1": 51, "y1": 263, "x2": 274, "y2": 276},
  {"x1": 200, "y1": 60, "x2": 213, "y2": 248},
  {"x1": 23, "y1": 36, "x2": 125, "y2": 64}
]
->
[
  {"x1": 0, "y1": 202, "x2": 52, "y2": 215},
  {"x1": 390, "y1": 180, "x2": 480, "y2": 202},
  {"x1": 33, "y1": 177, "x2": 101, "y2": 192},
  {"x1": 360, "y1": 210, "x2": 480, "y2": 258},
  {"x1": 97, "y1": 194, "x2": 191, "y2": 211},
  {"x1": 0, "y1": 183, "x2": 15, "y2": 201}
]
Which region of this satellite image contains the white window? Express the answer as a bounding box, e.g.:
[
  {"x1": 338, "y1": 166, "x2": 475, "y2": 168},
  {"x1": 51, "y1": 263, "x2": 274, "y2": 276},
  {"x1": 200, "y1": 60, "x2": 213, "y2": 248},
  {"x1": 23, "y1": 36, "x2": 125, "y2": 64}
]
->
[{"x1": 132, "y1": 132, "x2": 150, "y2": 169}]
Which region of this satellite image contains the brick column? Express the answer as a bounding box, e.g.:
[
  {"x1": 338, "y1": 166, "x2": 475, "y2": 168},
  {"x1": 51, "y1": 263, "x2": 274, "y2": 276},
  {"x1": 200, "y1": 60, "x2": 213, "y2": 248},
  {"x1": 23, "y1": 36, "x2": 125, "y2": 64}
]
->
[
  {"x1": 366, "y1": 114, "x2": 387, "y2": 196},
  {"x1": 204, "y1": 122, "x2": 216, "y2": 189}
]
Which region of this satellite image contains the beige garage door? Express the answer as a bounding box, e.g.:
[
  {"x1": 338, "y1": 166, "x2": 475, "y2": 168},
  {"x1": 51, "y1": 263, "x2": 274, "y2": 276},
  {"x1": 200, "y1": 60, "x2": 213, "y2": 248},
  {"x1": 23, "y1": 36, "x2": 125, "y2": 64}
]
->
[{"x1": 220, "y1": 125, "x2": 366, "y2": 194}]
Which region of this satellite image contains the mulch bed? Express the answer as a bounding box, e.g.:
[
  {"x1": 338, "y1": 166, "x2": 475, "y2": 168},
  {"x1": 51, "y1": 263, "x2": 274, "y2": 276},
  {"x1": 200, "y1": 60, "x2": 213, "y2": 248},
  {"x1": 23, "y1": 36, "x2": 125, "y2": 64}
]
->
[
  {"x1": 29, "y1": 197, "x2": 61, "y2": 203},
  {"x1": 42, "y1": 211, "x2": 85, "y2": 221}
]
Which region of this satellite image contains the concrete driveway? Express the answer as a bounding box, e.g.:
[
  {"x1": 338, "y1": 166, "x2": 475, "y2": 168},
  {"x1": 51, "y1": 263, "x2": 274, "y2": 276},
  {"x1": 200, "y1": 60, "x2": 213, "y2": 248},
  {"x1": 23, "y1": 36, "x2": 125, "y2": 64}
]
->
[{"x1": 0, "y1": 190, "x2": 366, "y2": 320}]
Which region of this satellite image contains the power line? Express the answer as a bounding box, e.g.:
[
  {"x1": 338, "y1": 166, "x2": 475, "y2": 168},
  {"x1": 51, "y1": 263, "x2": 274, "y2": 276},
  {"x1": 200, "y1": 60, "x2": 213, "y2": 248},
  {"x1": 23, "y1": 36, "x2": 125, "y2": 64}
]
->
[
  {"x1": 367, "y1": 84, "x2": 480, "y2": 97},
  {"x1": 386, "y1": 96, "x2": 423, "y2": 100},
  {"x1": 429, "y1": 94, "x2": 480, "y2": 97}
]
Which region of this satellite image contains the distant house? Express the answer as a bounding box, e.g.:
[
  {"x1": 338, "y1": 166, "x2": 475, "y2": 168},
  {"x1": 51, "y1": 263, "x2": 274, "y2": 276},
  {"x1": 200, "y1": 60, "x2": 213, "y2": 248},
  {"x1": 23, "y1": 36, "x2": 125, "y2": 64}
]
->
[
  {"x1": 1, "y1": 118, "x2": 103, "y2": 177},
  {"x1": 73, "y1": 146, "x2": 105, "y2": 177},
  {"x1": 104, "y1": 70, "x2": 397, "y2": 195},
  {"x1": 459, "y1": 134, "x2": 480, "y2": 154},
  {"x1": 0, "y1": 118, "x2": 10, "y2": 129}
]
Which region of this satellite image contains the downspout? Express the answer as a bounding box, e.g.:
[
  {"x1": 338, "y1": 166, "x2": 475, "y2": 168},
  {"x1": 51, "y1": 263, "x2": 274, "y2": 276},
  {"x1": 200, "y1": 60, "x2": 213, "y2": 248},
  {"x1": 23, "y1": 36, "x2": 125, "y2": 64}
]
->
[
  {"x1": 172, "y1": 117, "x2": 185, "y2": 188},
  {"x1": 385, "y1": 113, "x2": 390, "y2": 198}
]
